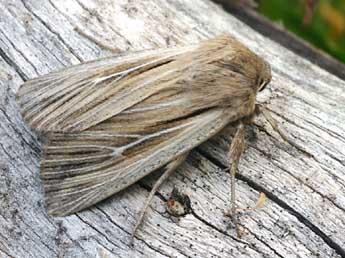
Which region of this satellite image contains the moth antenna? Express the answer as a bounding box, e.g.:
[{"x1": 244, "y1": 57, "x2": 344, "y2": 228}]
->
[{"x1": 259, "y1": 106, "x2": 315, "y2": 159}]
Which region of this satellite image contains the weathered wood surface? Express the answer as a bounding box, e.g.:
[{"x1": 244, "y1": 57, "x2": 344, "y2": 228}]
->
[{"x1": 0, "y1": 0, "x2": 345, "y2": 257}]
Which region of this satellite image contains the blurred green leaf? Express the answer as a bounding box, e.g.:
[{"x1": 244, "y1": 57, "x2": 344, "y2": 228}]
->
[{"x1": 258, "y1": 0, "x2": 345, "y2": 63}]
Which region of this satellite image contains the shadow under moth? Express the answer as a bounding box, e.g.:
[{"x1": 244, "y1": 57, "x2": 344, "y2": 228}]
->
[{"x1": 16, "y1": 35, "x2": 302, "y2": 237}]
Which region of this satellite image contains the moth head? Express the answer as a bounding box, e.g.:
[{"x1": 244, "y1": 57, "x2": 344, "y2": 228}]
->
[{"x1": 256, "y1": 60, "x2": 271, "y2": 92}]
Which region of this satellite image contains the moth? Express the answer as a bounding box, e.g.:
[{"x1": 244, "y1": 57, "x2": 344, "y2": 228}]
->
[{"x1": 17, "y1": 35, "x2": 284, "y2": 236}]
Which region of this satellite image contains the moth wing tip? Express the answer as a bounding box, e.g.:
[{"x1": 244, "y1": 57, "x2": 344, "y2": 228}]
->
[
  {"x1": 46, "y1": 208, "x2": 67, "y2": 217},
  {"x1": 44, "y1": 197, "x2": 72, "y2": 217}
]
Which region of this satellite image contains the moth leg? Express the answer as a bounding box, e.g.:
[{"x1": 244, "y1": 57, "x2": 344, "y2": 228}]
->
[
  {"x1": 74, "y1": 26, "x2": 120, "y2": 53},
  {"x1": 259, "y1": 106, "x2": 313, "y2": 158},
  {"x1": 132, "y1": 152, "x2": 189, "y2": 239},
  {"x1": 226, "y1": 121, "x2": 246, "y2": 236}
]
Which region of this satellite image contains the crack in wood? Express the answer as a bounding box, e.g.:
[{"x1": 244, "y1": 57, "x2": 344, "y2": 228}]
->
[
  {"x1": 249, "y1": 140, "x2": 345, "y2": 215},
  {"x1": 0, "y1": 45, "x2": 27, "y2": 81},
  {"x1": 75, "y1": 214, "x2": 122, "y2": 251},
  {"x1": 138, "y1": 181, "x2": 266, "y2": 256},
  {"x1": 196, "y1": 148, "x2": 345, "y2": 258},
  {"x1": 0, "y1": 108, "x2": 41, "y2": 157},
  {"x1": 0, "y1": 248, "x2": 16, "y2": 258},
  {"x1": 244, "y1": 227, "x2": 284, "y2": 258},
  {"x1": 77, "y1": 209, "x2": 174, "y2": 258},
  {"x1": 0, "y1": 30, "x2": 40, "y2": 77},
  {"x1": 17, "y1": 216, "x2": 59, "y2": 255},
  {"x1": 19, "y1": 0, "x2": 84, "y2": 63}
]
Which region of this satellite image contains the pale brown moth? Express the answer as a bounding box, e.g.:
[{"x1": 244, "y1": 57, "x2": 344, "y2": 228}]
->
[{"x1": 16, "y1": 35, "x2": 294, "y2": 237}]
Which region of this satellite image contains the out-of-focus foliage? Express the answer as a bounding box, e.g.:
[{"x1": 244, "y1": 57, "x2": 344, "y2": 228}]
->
[{"x1": 258, "y1": 0, "x2": 345, "y2": 63}]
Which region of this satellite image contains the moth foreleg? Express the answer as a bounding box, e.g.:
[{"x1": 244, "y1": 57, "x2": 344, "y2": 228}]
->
[
  {"x1": 131, "y1": 152, "x2": 189, "y2": 240},
  {"x1": 226, "y1": 121, "x2": 246, "y2": 236}
]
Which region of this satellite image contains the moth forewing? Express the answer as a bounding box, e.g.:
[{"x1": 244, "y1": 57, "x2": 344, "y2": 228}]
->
[
  {"x1": 16, "y1": 46, "x2": 196, "y2": 132},
  {"x1": 16, "y1": 35, "x2": 272, "y2": 234},
  {"x1": 42, "y1": 109, "x2": 234, "y2": 216}
]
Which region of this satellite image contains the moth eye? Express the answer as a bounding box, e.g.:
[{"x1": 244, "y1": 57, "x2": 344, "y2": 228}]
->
[{"x1": 259, "y1": 79, "x2": 268, "y2": 92}]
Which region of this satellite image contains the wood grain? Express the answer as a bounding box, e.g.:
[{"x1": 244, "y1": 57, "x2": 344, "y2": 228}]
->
[{"x1": 0, "y1": 0, "x2": 344, "y2": 257}]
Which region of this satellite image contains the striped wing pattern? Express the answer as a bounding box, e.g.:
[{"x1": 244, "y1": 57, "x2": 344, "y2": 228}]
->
[
  {"x1": 16, "y1": 47, "x2": 194, "y2": 132},
  {"x1": 42, "y1": 109, "x2": 231, "y2": 215}
]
